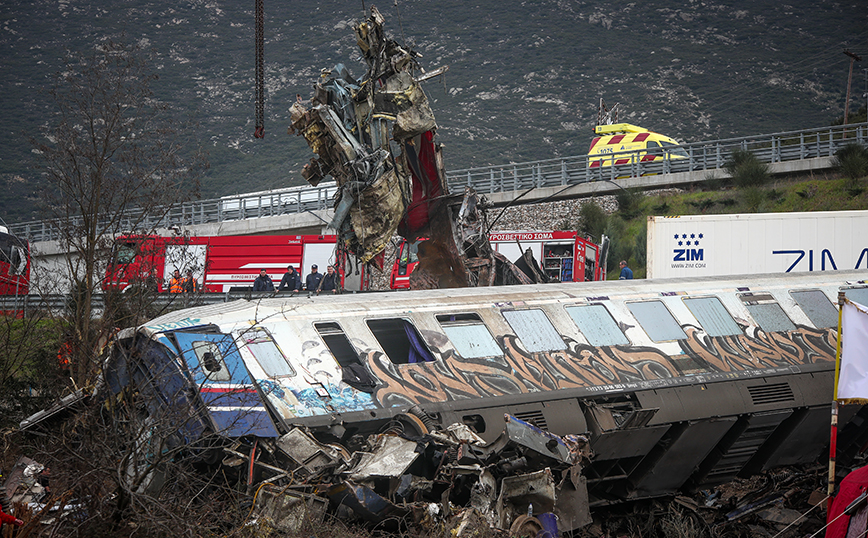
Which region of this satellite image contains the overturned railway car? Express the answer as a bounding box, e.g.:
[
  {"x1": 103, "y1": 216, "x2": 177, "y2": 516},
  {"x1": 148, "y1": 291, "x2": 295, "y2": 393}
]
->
[{"x1": 103, "y1": 270, "x2": 868, "y2": 528}]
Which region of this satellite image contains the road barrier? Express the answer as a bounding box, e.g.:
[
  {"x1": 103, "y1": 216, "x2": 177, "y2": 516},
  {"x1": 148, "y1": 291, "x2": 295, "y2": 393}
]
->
[{"x1": 9, "y1": 123, "x2": 867, "y2": 243}]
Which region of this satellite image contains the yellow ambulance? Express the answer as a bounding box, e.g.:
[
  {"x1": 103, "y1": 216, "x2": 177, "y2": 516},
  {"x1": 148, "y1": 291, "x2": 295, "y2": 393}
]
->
[{"x1": 588, "y1": 123, "x2": 688, "y2": 168}]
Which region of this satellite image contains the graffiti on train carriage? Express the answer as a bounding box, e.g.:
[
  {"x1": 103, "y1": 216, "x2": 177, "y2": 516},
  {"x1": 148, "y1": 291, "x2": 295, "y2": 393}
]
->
[{"x1": 357, "y1": 323, "x2": 836, "y2": 408}]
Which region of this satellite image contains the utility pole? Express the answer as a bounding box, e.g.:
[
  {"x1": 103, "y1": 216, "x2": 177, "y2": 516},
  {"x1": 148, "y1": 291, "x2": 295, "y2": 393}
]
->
[{"x1": 842, "y1": 50, "x2": 862, "y2": 136}]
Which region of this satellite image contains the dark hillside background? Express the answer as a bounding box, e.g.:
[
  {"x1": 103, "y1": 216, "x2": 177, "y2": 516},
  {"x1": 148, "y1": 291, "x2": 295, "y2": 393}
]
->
[{"x1": 1, "y1": 0, "x2": 865, "y2": 222}]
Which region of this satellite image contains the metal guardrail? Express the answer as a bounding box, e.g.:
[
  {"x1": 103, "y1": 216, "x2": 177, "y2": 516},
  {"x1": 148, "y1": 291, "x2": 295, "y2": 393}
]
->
[
  {"x1": 0, "y1": 291, "x2": 340, "y2": 316},
  {"x1": 10, "y1": 123, "x2": 867, "y2": 243}
]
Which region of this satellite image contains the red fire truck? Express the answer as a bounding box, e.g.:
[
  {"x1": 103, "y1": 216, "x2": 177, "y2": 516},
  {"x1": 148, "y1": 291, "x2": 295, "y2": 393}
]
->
[
  {"x1": 0, "y1": 225, "x2": 29, "y2": 295},
  {"x1": 105, "y1": 234, "x2": 366, "y2": 292},
  {"x1": 390, "y1": 231, "x2": 607, "y2": 289}
]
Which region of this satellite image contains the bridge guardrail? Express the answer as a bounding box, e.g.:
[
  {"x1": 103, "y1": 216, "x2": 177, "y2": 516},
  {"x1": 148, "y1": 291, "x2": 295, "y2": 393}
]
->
[
  {"x1": 10, "y1": 123, "x2": 867, "y2": 243},
  {"x1": 0, "y1": 291, "x2": 346, "y2": 317}
]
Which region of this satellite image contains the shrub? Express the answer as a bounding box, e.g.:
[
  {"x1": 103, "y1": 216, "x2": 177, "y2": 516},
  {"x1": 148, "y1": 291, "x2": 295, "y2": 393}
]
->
[
  {"x1": 742, "y1": 186, "x2": 765, "y2": 212},
  {"x1": 724, "y1": 148, "x2": 769, "y2": 188},
  {"x1": 604, "y1": 217, "x2": 631, "y2": 275},
  {"x1": 615, "y1": 188, "x2": 643, "y2": 220},
  {"x1": 579, "y1": 201, "x2": 608, "y2": 241},
  {"x1": 833, "y1": 143, "x2": 868, "y2": 189}
]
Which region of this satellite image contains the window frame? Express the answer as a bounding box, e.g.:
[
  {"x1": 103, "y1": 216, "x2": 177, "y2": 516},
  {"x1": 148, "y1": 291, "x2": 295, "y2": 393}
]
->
[
  {"x1": 501, "y1": 308, "x2": 568, "y2": 353},
  {"x1": 436, "y1": 312, "x2": 504, "y2": 360},
  {"x1": 626, "y1": 300, "x2": 688, "y2": 342}
]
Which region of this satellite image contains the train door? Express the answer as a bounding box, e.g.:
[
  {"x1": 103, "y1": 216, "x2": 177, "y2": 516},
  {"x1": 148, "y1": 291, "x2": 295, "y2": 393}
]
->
[{"x1": 172, "y1": 332, "x2": 278, "y2": 438}]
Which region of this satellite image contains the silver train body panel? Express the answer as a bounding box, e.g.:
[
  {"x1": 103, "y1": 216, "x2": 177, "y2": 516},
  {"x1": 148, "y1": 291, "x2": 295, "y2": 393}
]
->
[{"x1": 121, "y1": 270, "x2": 868, "y2": 504}]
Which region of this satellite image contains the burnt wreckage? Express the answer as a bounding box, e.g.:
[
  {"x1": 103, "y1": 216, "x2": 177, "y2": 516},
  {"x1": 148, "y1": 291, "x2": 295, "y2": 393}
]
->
[
  {"x1": 29, "y1": 270, "x2": 868, "y2": 534},
  {"x1": 288, "y1": 7, "x2": 540, "y2": 289}
]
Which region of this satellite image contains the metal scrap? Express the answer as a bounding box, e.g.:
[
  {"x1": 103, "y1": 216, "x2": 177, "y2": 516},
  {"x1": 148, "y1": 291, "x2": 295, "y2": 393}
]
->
[{"x1": 288, "y1": 7, "x2": 547, "y2": 289}]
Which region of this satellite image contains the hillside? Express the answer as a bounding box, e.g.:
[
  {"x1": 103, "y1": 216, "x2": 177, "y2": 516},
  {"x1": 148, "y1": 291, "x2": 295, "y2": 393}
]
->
[{"x1": 1, "y1": 0, "x2": 866, "y2": 222}]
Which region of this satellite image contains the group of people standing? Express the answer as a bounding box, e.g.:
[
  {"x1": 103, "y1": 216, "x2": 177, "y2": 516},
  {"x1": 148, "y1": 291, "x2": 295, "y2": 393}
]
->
[
  {"x1": 253, "y1": 264, "x2": 340, "y2": 294},
  {"x1": 168, "y1": 269, "x2": 197, "y2": 293}
]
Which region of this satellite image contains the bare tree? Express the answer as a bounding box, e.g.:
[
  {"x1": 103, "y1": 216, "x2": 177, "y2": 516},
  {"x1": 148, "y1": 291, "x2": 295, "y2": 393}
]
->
[{"x1": 30, "y1": 38, "x2": 206, "y2": 387}]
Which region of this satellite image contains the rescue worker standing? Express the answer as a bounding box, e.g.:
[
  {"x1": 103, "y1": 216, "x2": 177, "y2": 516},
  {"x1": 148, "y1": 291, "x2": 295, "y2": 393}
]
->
[
  {"x1": 168, "y1": 269, "x2": 184, "y2": 293},
  {"x1": 305, "y1": 264, "x2": 322, "y2": 291},
  {"x1": 277, "y1": 265, "x2": 301, "y2": 292},
  {"x1": 183, "y1": 269, "x2": 197, "y2": 293},
  {"x1": 318, "y1": 265, "x2": 339, "y2": 294},
  {"x1": 619, "y1": 260, "x2": 634, "y2": 280},
  {"x1": 253, "y1": 269, "x2": 274, "y2": 291}
]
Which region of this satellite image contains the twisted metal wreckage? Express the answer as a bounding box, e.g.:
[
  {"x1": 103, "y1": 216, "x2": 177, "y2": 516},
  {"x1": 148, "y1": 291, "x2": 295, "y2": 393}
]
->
[
  {"x1": 14, "y1": 7, "x2": 868, "y2": 538},
  {"x1": 287, "y1": 6, "x2": 543, "y2": 290}
]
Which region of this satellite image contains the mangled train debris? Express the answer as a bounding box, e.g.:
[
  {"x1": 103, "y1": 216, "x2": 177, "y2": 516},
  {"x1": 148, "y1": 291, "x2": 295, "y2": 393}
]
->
[
  {"x1": 18, "y1": 269, "x2": 868, "y2": 534},
  {"x1": 288, "y1": 6, "x2": 544, "y2": 289}
]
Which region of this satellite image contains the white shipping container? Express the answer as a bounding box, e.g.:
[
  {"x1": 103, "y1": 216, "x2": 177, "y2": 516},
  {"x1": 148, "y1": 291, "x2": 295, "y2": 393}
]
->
[{"x1": 646, "y1": 210, "x2": 868, "y2": 279}]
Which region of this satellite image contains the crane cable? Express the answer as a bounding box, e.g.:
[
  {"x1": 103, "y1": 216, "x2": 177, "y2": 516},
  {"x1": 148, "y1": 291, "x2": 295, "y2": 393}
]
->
[{"x1": 253, "y1": 0, "x2": 265, "y2": 138}]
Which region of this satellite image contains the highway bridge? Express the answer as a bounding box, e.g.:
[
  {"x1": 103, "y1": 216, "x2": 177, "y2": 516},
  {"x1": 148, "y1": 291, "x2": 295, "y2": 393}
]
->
[
  {"x1": 7, "y1": 122, "x2": 867, "y2": 294},
  {"x1": 10, "y1": 122, "x2": 867, "y2": 244}
]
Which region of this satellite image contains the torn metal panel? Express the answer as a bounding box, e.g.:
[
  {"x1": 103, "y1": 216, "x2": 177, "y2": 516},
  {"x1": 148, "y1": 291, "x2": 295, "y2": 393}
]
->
[
  {"x1": 288, "y1": 7, "x2": 445, "y2": 265},
  {"x1": 468, "y1": 470, "x2": 498, "y2": 527},
  {"x1": 349, "y1": 434, "x2": 420, "y2": 481},
  {"x1": 495, "y1": 468, "x2": 556, "y2": 530},
  {"x1": 554, "y1": 466, "x2": 592, "y2": 531},
  {"x1": 327, "y1": 481, "x2": 409, "y2": 523},
  {"x1": 276, "y1": 428, "x2": 347, "y2": 475},
  {"x1": 254, "y1": 485, "x2": 327, "y2": 532}
]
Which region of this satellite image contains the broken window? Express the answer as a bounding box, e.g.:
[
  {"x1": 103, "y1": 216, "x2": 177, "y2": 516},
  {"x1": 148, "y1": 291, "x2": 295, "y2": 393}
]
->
[
  {"x1": 315, "y1": 322, "x2": 359, "y2": 367},
  {"x1": 243, "y1": 328, "x2": 295, "y2": 378},
  {"x1": 190, "y1": 341, "x2": 231, "y2": 382},
  {"x1": 565, "y1": 304, "x2": 629, "y2": 346},
  {"x1": 627, "y1": 301, "x2": 687, "y2": 342},
  {"x1": 739, "y1": 293, "x2": 796, "y2": 333},
  {"x1": 791, "y1": 289, "x2": 839, "y2": 329},
  {"x1": 436, "y1": 313, "x2": 503, "y2": 359},
  {"x1": 366, "y1": 318, "x2": 436, "y2": 364},
  {"x1": 683, "y1": 297, "x2": 742, "y2": 337},
  {"x1": 501, "y1": 309, "x2": 567, "y2": 353},
  {"x1": 845, "y1": 287, "x2": 868, "y2": 306},
  {"x1": 316, "y1": 322, "x2": 377, "y2": 392}
]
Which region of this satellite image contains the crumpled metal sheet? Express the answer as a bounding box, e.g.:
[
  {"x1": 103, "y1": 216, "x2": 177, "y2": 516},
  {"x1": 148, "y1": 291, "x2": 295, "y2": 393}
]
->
[
  {"x1": 327, "y1": 480, "x2": 409, "y2": 523},
  {"x1": 288, "y1": 6, "x2": 445, "y2": 264},
  {"x1": 254, "y1": 485, "x2": 327, "y2": 532},
  {"x1": 349, "y1": 434, "x2": 420, "y2": 481}
]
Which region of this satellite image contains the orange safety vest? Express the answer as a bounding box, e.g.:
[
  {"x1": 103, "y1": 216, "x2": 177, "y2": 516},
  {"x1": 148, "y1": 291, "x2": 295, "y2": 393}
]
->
[{"x1": 169, "y1": 276, "x2": 184, "y2": 293}]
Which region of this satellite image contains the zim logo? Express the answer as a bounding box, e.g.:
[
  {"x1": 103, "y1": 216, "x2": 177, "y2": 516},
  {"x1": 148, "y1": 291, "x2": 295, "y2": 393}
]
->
[{"x1": 671, "y1": 232, "x2": 704, "y2": 262}]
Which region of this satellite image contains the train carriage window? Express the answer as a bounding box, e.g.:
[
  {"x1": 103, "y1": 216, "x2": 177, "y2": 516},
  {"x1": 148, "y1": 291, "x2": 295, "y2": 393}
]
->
[
  {"x1": 739, "y1": 293, "x2": 796, "y2": 333},
  {"x1": 845, "y1": 288, "x2": 868, "y2": 306},
  {"x1": 243, "y1": 328, "x2": 295, "y2": 377},
  {"x1": 627, "y1": 301, "x2": 687, "y2": 342},
  {"x1": 315, "y1": 322, "x2": 377, "y2": 393},
  {"x1": 502, "y1": 309, "x2": 567, "y2": 352},
  {"x1": 683, "y1": 297, "x2": 742, "y2": 337},
  {"x1": 436, "y1": 313, "x2": 503, "y2": 359},
  {"x1": 366, "y1": 318, "x2": 436, "y2": 364},
  {"x1": 315, "y1": 322, "x2": 359, "y2": 367},
  {"x1": 190, "y1": 341, "x2": 231, "y2": 382},
  {"x1": 791, "y1": 290, "x2": 838, "y2": 328},
  {"x1": 565, "y1": 305, "x2": 629, "y2": 346}
]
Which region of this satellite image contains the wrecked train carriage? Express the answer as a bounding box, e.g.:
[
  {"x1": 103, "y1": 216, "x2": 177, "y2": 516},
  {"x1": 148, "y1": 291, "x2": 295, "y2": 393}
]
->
[{"x1": 102, "y1": 271, "x2": 868, "y2": 516}]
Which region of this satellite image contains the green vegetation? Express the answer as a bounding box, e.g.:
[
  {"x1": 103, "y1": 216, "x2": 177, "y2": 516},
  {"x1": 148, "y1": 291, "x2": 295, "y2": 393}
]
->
[
  {"x1": 584, "y1": 170, "x2": 868, "y2": 280},
  {"x1": 0, "y1": 317, "x2": 64, "y2": 428},
  {"x1": 834, "y1": 143, "x2": 868, "y2": 194}
]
